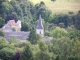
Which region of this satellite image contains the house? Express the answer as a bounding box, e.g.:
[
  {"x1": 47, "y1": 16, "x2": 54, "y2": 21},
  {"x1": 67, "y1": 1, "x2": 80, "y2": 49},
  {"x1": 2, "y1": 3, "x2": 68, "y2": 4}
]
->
[
  {"x1": 1, "y1": 15, "x2": 53, "y2": 42},
  {"x1": 2, "y1": 20, "x2": 21, "y2": 32},
  {"x1": 36, "y1": 15, "x2": 44, "y2": 37}
]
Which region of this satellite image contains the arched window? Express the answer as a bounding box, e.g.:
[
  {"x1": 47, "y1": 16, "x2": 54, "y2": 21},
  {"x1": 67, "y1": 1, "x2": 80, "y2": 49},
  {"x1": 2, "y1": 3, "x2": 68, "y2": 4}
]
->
[{"x1": 40, "y1": 31, "x2": 41, "y2": 34}]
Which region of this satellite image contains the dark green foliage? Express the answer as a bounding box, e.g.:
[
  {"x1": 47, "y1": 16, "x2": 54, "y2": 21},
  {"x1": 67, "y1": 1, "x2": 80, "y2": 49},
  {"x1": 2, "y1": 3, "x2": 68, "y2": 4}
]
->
[
  {"x1": 35, "y1": 51, "x2": 51, "y2": 60},
  {"x1": 0, "y1": 29, "x2": 5, "y2": 37},
  {"x1": 52, "y1": 14, "x2": 70, "y2": 27},
  {"x1": 0, "y1": 38, "x2": 15, "y2": 50},
  {"x1": 0, "y1": 17, "x2": 5, "y2": 28},
  {"x1": 14, "y1": 51, "x2": 22, "y2": 60},
  {"x1": 45, "y1": 30, "x2": 51, "y2": 36},
  {"x1": 75, "y1": 11, "x2": 80, "y2": 30},
  {"x1": 51, "y1": 37, "x2": 73, "y2": 60},
  {"x1": 21, "y1": 22, "x2": 31, "y2": 31},
  {"x1": 67, "y1": 56, "x2": 79, "y2": 60},
  {"x1": 69, "y1": 30, "x2": 80, "y2": 40},
  {"x1": 20, "y1": 42, "x2": 34, "y2": 60}
]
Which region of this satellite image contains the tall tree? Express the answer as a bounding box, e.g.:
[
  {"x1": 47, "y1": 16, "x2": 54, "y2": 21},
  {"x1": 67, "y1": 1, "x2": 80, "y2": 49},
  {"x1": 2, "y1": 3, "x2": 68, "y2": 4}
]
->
[
  {"x1": 20, "y1": 41, "x2": 34, "y2": 60},
  {"x1": 28, "y1": 29, "x2": 39, "y2": 44},
  {"x1": 75, "y1": 11, "x2": 80, "y2": 30},
  {"x1": 21, "y1": 22, "x2": 31, "y2": 31},
  {"x1": 0, "y1": 29, "x2": 5, "y2": 37},
  {"x1": 51, "y1": 0, "x2": 56, "y2": 2},
  {"x1": 0, "y1": 17, "x2": 5, "y2": 28}
]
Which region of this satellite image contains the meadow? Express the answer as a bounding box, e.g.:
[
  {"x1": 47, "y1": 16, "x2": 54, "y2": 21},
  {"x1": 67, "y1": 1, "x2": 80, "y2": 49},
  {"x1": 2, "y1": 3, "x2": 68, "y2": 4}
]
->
[{"x1": 30, "y1": 0, "x2": 80, "y2": 14}]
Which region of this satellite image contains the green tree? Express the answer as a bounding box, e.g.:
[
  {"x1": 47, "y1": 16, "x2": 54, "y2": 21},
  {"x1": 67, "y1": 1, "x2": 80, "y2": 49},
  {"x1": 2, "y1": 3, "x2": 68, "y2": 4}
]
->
[
  {"x1": 0, "y1": 38, "x2": 14, "y2": 50},
  {"x1": 51, "y1": 0, "x2": 56, "y2": 2},
  {"x1": 28, "y1": 29, "x2": 39, "y2": 44},
  {"x1": 75, "y1": 11, "x2": 80, "y2": 30},
  {"x1": 51, "y1": 27, "x2": 68, "y2": 38},
  {"x1": 0, "y1": 30, "x2": 5, "y2": 37},
  {"x1": 51, "y1": 37, "x2": 74, "y2": 60},
  {"x1": 72, "y1": 39, "x2": 80, "y2": 59},
  {"x1": 21, "y1": 22, "x2": 31, "y2": 31},
  {"x1": 0, "y1": 17, "x2": 5, "y2": 28},
  {"x1": 35, "y1": 40, "x2": 51, "y2": 60},
  {"x1": 0, "y1": 47, "x2": 15, "y2": 60},
  {"x1": 69, "y1": 30, "x2": 80, "y2": 40},
  {"x1": 67, "y1": 55, "x2": 79, "y2": 60},
  {"x1": 20, "y1": 41, "x2": 34, "y2": 60}
]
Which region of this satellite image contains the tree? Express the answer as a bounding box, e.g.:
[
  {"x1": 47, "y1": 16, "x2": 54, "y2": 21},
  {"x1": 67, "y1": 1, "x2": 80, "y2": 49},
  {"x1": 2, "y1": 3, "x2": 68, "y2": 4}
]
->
[
  {"x1": 0, "y1": 47, "x2": 15, "y2": 60},
  {"x1": 14, "y1": 51, "x2": 22, "y2": 60},
  {"x1": 67, "y1": 55, "x2": 79, "y2": 60},
  {"x1": 0, "y1": 38, "x2": 14, "y2": 50},
  {"x1": 51, "y1": 0, "x2": 56, "y2": 2},
  {"x1": 51, "y1": 27, "x2": 68, "y2": 38},
  {"x1": 21, "y1": 22, "x2": 31, "y2": 31},
  {"x1": 69, "y1": 30, "x2": 80, "y2": 40},
  {"x1": 75, "y1": 11, "x2": 80, "y2": 30},
  {"x1": 20, "y1": 41, "x2": 34, "y2": 60},
  {"x1": 0, "y1": 17, "x2": 5, "y2": 28},
  {"x1": 28, "y1": 29, "x2": 39, "y2": 44},
  {"x1": 0, "y1": 29, "x2": 5, "y2": 37}
]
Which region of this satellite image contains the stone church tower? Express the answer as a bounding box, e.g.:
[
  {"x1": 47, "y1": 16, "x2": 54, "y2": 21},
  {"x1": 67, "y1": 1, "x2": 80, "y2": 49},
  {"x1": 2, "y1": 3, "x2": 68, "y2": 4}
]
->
[{"x1": 36, "y1": 15, "x2": 44, "y2": 37}]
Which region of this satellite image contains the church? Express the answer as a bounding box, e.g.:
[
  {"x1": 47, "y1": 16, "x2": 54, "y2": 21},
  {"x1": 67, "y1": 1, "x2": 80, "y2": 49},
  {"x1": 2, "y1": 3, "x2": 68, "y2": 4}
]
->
[
  {"x1": 0, "y1": 15, "x2": 53, "y2": 42},
  {"x1": 36, "y1": 14, "x2": 44, "y2": 37}
]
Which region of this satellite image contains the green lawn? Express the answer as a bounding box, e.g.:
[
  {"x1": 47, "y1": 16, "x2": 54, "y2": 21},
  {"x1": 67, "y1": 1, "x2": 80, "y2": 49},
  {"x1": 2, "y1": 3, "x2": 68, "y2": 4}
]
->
[{"x1": 30, "y1": 0, "x2": 80, "y2": 14}]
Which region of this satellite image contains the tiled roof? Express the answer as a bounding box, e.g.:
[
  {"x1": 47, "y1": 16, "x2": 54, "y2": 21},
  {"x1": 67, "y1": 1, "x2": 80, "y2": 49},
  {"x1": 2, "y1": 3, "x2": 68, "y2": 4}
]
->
[
  {"x1": 8, "y1": 20, "x2": 17, "y2": 26},
  {"x1": 2, "y1": 20, "x2": 21, "y2": 32}
]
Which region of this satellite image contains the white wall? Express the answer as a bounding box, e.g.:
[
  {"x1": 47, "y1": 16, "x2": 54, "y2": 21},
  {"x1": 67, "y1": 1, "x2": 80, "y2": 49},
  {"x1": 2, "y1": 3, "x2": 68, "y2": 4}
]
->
[{"x1": 36, "y1": 29, "x2": 44, "y2": 37}]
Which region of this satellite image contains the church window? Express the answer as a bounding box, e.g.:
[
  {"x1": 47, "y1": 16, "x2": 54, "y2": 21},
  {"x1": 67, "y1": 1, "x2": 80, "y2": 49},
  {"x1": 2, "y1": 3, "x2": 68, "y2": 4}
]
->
[{"x1": 40, "y1": 31, "x2": 41, "y2": 34}]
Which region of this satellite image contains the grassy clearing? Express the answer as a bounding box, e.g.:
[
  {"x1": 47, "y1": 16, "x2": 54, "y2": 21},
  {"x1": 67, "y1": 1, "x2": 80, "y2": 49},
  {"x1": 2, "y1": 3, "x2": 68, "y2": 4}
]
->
[{"x1": 30, "y1": 0, "x2": 80, "y2": 14}]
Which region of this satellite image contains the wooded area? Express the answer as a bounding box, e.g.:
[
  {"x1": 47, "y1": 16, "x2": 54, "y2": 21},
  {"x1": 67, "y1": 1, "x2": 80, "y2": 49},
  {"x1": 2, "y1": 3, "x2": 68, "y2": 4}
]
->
[{"x1": 0, "y1": 0, "x2": 80, "y2": 60}]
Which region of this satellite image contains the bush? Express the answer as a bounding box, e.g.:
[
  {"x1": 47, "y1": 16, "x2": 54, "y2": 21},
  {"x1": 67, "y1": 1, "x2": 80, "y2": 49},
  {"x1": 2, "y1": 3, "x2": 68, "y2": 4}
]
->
[
  {"x1": 0, "y1": 47, "x2": 16, "y2": 60},
  {"x1": 67, "y1": 55, "x2": 79, "y2": 60}
]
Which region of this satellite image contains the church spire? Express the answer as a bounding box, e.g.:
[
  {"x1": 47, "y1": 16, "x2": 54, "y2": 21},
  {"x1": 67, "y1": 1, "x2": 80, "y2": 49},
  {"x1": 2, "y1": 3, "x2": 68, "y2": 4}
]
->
[{"x1": 36, "y1": 14, "x2": 43, "y2": 29}]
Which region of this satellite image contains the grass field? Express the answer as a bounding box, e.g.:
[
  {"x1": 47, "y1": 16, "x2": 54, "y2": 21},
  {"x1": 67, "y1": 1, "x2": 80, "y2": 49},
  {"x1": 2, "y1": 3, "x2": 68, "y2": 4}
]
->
[{"x1": 30, "y1": 0, "x2": 80, "y2": 14}]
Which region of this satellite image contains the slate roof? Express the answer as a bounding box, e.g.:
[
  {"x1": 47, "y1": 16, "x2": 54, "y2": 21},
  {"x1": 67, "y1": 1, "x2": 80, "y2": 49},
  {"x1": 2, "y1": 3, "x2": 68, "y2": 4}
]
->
[
  {"x1": 2, "y1": 27, "x2": 12, "y2": 32},
  {"x1": 3, "y1": 27, "x2": 12, "y2": 30},
  {"x1": 36, "y1": 15, "x2": 43, "y2": 29},
  {"x1": 5, "y1": 32, "x2": 30, "y2": 41},
  {"x1": 42, "y1": 37, "x2": 53, "y2": 42}
]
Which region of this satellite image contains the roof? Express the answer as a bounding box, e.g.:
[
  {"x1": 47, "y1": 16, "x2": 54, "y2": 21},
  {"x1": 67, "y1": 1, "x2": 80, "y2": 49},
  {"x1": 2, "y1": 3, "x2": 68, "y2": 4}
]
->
[
  {"x1": 3, "y1": 27, "x2": 12, "y2": 30},
  {"x1": 2, "y1": 20, "x2": 21, "y2": 32},
  {"x1": 7, "y1": 20, "x2": 17, "y2": 26},
  {"x1": 42, "y1": 37, "x2": 53, "y2": 42},
  {"x1": 36, "y1": 14, "x2": 43, "y2": 29},
  {"x1": 5, "y1": 32, "x2": 30, "y2": 41}
]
